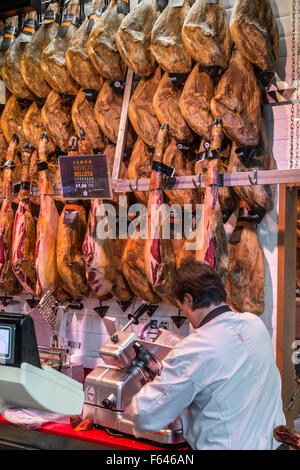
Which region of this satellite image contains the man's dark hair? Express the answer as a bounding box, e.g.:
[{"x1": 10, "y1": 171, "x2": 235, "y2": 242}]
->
[{"x1": 171, "y1": 261, "x2": 227, "y2": 309}]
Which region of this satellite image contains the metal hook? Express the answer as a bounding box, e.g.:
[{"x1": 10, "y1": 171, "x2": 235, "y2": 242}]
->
[
  {"x1": 129, "y1": 178, "x2": 138, "y2": 192},
  {"x1": 248, "y1": 170, "x2": 258, "y2": 185},
  {"x1": 192, "y1": 174, "x2": 202, "y2": 189}
]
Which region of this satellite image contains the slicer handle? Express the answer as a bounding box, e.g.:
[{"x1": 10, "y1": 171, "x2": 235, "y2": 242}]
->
[{"x1": 127, "y1": 303, "x2": 150, "y2": 325}]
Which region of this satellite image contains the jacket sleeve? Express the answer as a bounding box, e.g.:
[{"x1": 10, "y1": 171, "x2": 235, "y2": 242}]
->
[{"x1": 126, "y1": 348, "x2": 201, "y2": 434}]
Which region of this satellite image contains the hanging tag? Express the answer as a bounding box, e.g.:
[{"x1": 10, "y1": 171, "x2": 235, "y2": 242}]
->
[
  {"x1": 19, "y1": 19, "x2": 38, "y2": 43},
  {"x1": 117, "y1": 0, "x2": 130, "y2": 15},
  {"x1": 177, "y1": 142, "x2": 191, "y2": 153},
  {"x1": 37, "y1": 160, "x2": 49, "y2": 172},
  {"x1": 0, "y1": 26, "x2": 18, "y2": 50},
  {"x1": 43, "y1": 10, "x2": 61, "y2": 24},
  {"x1": 86, "y1": 7, "x2": 104, "y2": 33},
  {"x1": 169, "y1": 72, "x2": 187, "y2": 87},
  {"x1": 82, "y1": 88, "x2": 98, "y2": 102},
  {"x1": 156, "y1": 0, "x2": 168, "y2": 10},
  {"x1": 152, "y1": 161, "x2": 175, "y2": 177},
  {"x1": 56, "y1": 14, "x2": 80, "y2": 38},
  {"x1": 14, "y1": 183, "x2": 21, "y2": 195},
  {"x1": 20, "y1": 181, "x2": 30, "y2": 190},
  {"x1": 205, "y1": 0, "x2": 219, "y2": 3},
  {"x1": 110, "y1": 80, "x2": 126, "y2": 95},
  {"x1": 2, "y1": 160, "x2": 15, "y2": 170},
  {"x1": 170, "y1": 0, "x2": 185, "y2": 7},
  {"x1": 63, "y1": 209, "x2": 78, "y2": 224},
  {"x1": 235, "y1": 146, "x2": 256, "y2": 167}
]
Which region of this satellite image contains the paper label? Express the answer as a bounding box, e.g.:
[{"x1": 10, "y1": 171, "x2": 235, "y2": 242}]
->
[
  {"x1": 117, "y1": 0, "x2": 130, "y2": 15},
  {"x1": 59, "y1": 154, "x2": 112, "y2": 200},
  {"x1": 170, "y1": 0, "x2": 185, "y2": 7}
]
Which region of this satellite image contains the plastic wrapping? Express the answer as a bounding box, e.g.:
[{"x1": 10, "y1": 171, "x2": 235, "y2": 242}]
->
[{"x1": 2, "y1": 407, "x2": 70, "y2": 429}]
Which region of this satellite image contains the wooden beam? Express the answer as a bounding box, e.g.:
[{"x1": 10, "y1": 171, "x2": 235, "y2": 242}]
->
[{"x1": 276, "y1": 184, "x2": 297, "y2": 427}]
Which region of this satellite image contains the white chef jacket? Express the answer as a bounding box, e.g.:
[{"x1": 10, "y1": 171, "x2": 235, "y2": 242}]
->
[{"x1": 127, "y1": 309, "x2": 286, "y2": 450}]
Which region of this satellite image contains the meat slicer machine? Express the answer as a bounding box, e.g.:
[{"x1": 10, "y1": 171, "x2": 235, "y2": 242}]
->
[{"x1": 83, "y1": 303, "x2": 185, "y2": 445}]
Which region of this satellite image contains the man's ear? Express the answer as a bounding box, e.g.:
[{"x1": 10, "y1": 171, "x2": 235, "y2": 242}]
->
[{"x1": 183, "y1": 293, "x2": 193, "y2": 307}]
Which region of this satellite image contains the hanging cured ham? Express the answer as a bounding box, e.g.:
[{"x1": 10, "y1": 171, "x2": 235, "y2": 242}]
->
[
  {"x1": 35, "y1": 133, "x2": 60, "y2": 295},
  {"x1": 56, "y1": 137, "x2": 90, "y2": 300},
  {"x1": 153, "y1": 72, "x2": 194, "y2": 143},
  {"x1": 0, "y1": 16, "x2": 19, "y2": 80},
  {"x1": 41, "y1": 0, "x2": 80, "y2": 95},
  {"x1": 150, "y1": 0, "x2": 193, "y2": 74},
  {"x1": 0, "y1": 135, "x2": 22, "y2": 295},
  {"x1": 41, "y1": 91, "x2": 75, "y2": 153},
  {"x1": 116, "y1": 0, "x2": 160, "y2": 77},
  {"x1": 143, "y1": 123, "x2": 178, "y2": 306},
  {"x1": 228, "y1": 118, "x2": 277, "y2": 214},
  {"x1": 226, "y1": 200, "x2": 265, "y2": 315},
  {"x1": 82, "y1": 198, "x2": 115, "y2": 299},
  {"x1": 66, "y1": 0, "x2": 104, "y2": 91},
  {"x1": 179, "y1": 64, "x2": 214, "y2": 140},
  {"x1": 163, "y1": 139, "x2": 201, "y2": 211},
  {"x1": 87, "y1": 0, "x2": 127, "y2": 82},
  {"x1": 177, "y1": 121, "x2": 228, "y2": 284},
  {"x1": 1, "y1": 95, "x2": 30, "y2": 149},
  {"x1": 72, "y1": 88, "x2": 107, "y2": 154},
  {"x1": 195, "y1": 139, "x2": 239, "y2": 224},
  {"x1": 122, "y1": 218, "x2": 162, "y2": 304},
  {"x1": 230, "y1": 0, "x2": 279, "y2": 73},
  {"x1": 23, "y1": 101, "x2": 56, "y2": 154},
  {"x1": 127, "y1": 138, "x2": 152, "y2": 206},
  {"x1": 128, "y1": 67, "x2": 161, "y2": 148},
  {"x1": 19, "y1": 1, "x2": 61, "y2": 99},
  {"x1": 94, "y1": 81, "x2": 135, "y2": 147},
  {"x1": 2, "y1": 11, "x2": 38, "y2": 100},
  {"x1": 182, "y1": 0, "x2": 231, "y2": 70},
  {"x1": 211, "y1": 49, "x2": 261, "y2": 147},
  {"x1": 12, "y1": 141, "x2": 37, "y2": 295}
]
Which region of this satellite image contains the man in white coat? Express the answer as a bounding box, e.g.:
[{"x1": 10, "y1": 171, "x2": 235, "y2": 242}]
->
[{"x1": 127, "y1": 261, "x2": 286, "y2": 450}]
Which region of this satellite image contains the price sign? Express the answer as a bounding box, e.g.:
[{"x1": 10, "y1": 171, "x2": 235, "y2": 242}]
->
[{"x1": 59, "y1": 154, "x2": 113, "y2": 200}]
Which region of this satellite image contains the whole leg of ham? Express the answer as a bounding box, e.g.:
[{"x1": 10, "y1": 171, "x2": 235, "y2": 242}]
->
[
  {"x1": 35, "y1": 133, "x2": 60, "y2": 295},
  {"x1": 226, "y1": 200, "x2": 265, "y2": 315},
  {"x1": 94, "y1": 81, "x2": 135, "y2": 148},
  {"x1": 1, "y1": 11, "x2": 37, "y2": 100},
  {"x1": 40, "y1": 0, "x2": 80, "y2": 95},
  {"x1": 12, "y1": 141, "x2": 37, "y2": 295},
  {"x1": 150, "y1": 0, "x2": 193, "y2": 74},
  {"x1": 230, "y1": 0, "x2": 279, "y2": 74},
  {"x1": 56, "y1": 136, "x2": 90, "y2": 300},
  {"x1": 82, "y1": 198, "x2": 116, "y2": 298},
  {"x1": 121, "y1": 220, "x2": 161, "y2": 304},
  {"x1": 211, "y1": 49, "x2": 261, "y2": 147},
  {"x1": 41, "y1": 90, "x2": 75, "y2": 154},
  {"x1": 19, "y1": 1, "x2": 61, "y2": 99},
  {"x1": 144, "y1": 123, "x2": 178, "y2": 306},
  {"x1": 0, "y1": 134, "x2": 22, "y2": 295},
  {"x1": 228, "y1": 117, "x2": 277, "y2": 214},
  {"x1": 71, "y1": 88, "x2": 107, "y2": 153},
  {"x1": 182, "y1": 0, "x2": 231, "y2": 70},
  {"x1": 116, "y1": 0, "x2": 160, "y2": 78},
  {"x1": 274, "y1": 426, "x2": 300, "y2": 450},
  {"x1": 87, "y1": 0, "x2": 127, "y2": 82},
  {"x1": 177, "y1": 121, "x2": 228, "y2": 284},
  {"x1": 65, "y1": 0, "x2": 105, "y2": 91},
  {"x1": 128, "y1": 67, "x2": 161, "y2": 148}
]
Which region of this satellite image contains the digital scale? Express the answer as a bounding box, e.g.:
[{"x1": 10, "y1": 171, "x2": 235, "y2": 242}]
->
[{"x1": 0, "y1": 312, "x2": 84, "y2": 416}]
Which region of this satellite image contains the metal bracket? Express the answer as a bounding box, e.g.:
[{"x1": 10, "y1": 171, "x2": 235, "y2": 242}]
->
[
  {"x1": 248, "y1": 170, "x2": 258, "y2": 185},
  {"x1": 192, "y1": 174, "x2": 202, "y2": 188},
  {"x1": 129, "y1": 178, "x2": 138, "y2": 191}
]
